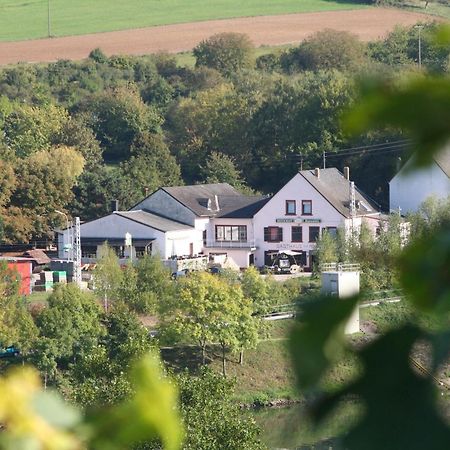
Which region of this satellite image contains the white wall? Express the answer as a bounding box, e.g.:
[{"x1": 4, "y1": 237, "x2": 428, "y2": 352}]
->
[
  {"x1": 132, "y1": 189, "x2": 197, "y2": 226},
  {"x1": 390, "y1": 161, "x2": 450, "y2": 214},
  {"x1": 165, "y1": 229, "x2": 203, "y2": 259},
  {"x1": 253, "y1": 173, "x2": 345, "y2": 268}
]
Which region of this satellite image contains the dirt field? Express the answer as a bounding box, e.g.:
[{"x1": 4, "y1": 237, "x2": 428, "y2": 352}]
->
[{"x1": 0, "y1": 8, "x2": 439, "y2": 66}]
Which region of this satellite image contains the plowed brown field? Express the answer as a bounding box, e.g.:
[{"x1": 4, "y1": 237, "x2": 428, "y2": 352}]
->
[{"x1": 0, "y1": 8, "x2": 440, "y2": 66}]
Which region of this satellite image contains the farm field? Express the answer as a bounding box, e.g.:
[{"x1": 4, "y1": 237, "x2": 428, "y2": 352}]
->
[
  {"x1": 0, "y1": 0, "x2": 369, "y2": 42},
  {"x1": 0, "y1": 8, "x2": 434, "y2": 65}
]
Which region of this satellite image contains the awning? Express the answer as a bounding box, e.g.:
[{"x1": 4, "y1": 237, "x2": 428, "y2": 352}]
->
[{"x1": 277, "y1": 250, "x2": 303, "y2": 256}]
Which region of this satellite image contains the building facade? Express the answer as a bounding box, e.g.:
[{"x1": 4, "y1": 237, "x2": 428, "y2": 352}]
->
[
  {"x1": 389, "y1": 148, "x2": 450, "y2": 214},
  {"x1": 57, "y1": 168, "x2": 383, "y2": 270}
]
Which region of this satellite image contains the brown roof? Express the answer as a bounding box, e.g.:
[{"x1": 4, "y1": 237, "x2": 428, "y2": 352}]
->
[
  {"x1": 299, "y1": 168, "x2": 380, "y2": 218},
  {"x1": 23, "y1": 249, "x2": 51, "y2": 265}
]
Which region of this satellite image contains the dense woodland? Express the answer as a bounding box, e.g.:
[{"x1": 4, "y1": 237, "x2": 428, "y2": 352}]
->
[{"x1": 0, "y1": 22, "x2": 449, "y2": 243}]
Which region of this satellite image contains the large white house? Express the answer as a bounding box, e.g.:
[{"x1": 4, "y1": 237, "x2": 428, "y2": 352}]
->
[
  {"x1": 253, "y1": 167, "x2": 382, "y2": 269},
  {"x1": 58, "y1": 167, "x2": 384, "y2": 270},
  {"x1": 389, "y1": 147, "x2": 450, "y2": 214}
]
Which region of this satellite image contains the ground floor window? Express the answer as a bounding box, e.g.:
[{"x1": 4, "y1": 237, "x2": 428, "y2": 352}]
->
[
  {"x1": 112, "y1": 246, "x2": 125, "y2": 258},
  {"x1": 325, "y1": 227, "x2": 337, "y2": 237},
  {"x1": 291, "y1": 226, "x2": 302, "y2": 242},
  {"x1": 309, "y1": 226, "x2": 320, "y2": 242},
  {"x1": 135, "y1": 245, "x2": 151, "y2": 258},
  {"x1": 81, "y1": 246, "x2": 97, "y2": 259},
  {"x1": 216, "y1": 225, "x2": 247, "y2": 242}
]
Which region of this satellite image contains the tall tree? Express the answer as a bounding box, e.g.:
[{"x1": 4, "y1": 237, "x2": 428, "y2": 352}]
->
[{"x1": 93, "y1": 243, "x2": 123, "y2": 312}]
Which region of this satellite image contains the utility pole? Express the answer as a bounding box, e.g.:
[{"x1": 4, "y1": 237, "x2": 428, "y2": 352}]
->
[
  {"x1": 47, "y1": 0, "x2": 51, "y2": 38},
  {"x1": 322, "y1": 150, "x2": 326, "y2": 169},
  {"x1": 415, "y1": 25, "x2": 423, "y2": 68}
]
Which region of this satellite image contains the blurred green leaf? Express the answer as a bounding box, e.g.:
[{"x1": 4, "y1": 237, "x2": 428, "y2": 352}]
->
[
  {"x1": 32, "y1": 390, "x2": 80, "y2": 428},
  {"x1": 344, "y1": 76, "x2": 450, "y2": 170},
  {"x1": 290, "y1": 295, "x2": 358, "y2": 389},
  {"x1": 312, "y1": 326, "x2": 450, "y2": 450},
  {"x1": 433, "y1": 25, "x2": 450, "y2": 46},
  {"x1": 88, "y1": 353, "x2": 183, "y2": 450},
  {"x1": 399, "y1": 229, "x2": 450, "y2": 314}
]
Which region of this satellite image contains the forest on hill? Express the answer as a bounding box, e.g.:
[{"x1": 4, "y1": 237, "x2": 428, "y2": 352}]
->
[{"x1": 0, "y1": 22, "x2": 449, "y2": 244}]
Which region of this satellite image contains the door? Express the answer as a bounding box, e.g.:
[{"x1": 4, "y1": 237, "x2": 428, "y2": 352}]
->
[{"x1": 249, "y1": 253, "x2": 255, "y2": 266}]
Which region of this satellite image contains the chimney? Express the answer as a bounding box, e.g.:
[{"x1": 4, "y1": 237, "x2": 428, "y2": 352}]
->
[
  {"x1": 314, "y1": 168, "x2": 320, "y2": 178},
  {"x1": 344, "y1": 166, "x2": 350, "y2": 180},
  {"x1": 214, "y1": 194, "x2": 220, "y2": 211},
  {"x1": 111, "y1": 199, "x2": 119, "y2": 212}
]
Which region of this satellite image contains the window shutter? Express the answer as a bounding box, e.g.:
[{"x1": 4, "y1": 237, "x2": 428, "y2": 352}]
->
[
  {"x1": 264, "y1": 227, "x2": 269, "y2": 242},
  {"x1": 279, "y1": 227, "x2": 283, "y2": 241}
]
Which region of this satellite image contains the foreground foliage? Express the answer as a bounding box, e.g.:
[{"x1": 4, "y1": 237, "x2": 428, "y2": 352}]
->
[{"x1": 290, "y1": 25, "x2": 450, "y2": 450}]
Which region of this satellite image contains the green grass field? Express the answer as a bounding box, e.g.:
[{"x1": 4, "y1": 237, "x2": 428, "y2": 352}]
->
[{"x1": 0, "y1": 0, "x2": 368, "y2": 42}]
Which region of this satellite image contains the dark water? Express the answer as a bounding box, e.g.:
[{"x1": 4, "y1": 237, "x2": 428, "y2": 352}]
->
[{"x1": 251, "y1": 402, "x2": 360, "y2": 450}]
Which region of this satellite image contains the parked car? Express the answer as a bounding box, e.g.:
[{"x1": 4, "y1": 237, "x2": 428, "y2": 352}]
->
[{"x1": 0, "y1": 345, "x2": 20, "y2": 359}]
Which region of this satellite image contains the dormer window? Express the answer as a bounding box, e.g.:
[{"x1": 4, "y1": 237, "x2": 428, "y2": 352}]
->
[{"x1": 285, "y1": 200, "x2": 296, "y2": 215}]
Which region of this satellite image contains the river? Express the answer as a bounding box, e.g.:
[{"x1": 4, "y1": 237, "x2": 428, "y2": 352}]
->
[{"x1": 251, "y1": 402, "x2": 361, "y2": 449}]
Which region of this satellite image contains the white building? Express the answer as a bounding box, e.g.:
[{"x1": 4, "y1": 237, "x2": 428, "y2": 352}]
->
[
  {"x1": 58, "y1": 169, "x2": 383, "y2": 270},
  {"x1": 389, "y1": 148, "x2": 450, "y2": 214},
  {"x1": 57, "y1": 209, "x2": 201, "y2": 263},
  {"x1": 252, "y1": 168, "x2": 382, "y2": 270}
]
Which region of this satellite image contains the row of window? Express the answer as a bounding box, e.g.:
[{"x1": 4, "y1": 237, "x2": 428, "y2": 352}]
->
[
  {"x1": 286, "y1": 200, "x2": 312, "y2": 216},
  {"x1": 264, "y1": 226, "x2": 337, "y2": 243},
  {"x1": 81, "y1": 246, "x2": 150, "y2": 259},
  {"x1": 213, "y1": 225, "x2": 337, "y2": 243}
]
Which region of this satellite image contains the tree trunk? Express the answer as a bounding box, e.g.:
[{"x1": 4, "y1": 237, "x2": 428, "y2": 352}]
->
[
  {"x1": 104, "y1": 293, "x2": 108, "y2": 313},
  {"x1": 201, "y1": 343, "x2": 206, "y2": 366},
  {"x1": 44, "y1": 372, "x2": 47, "y2": 390},
  {"x1": 239, "y1": 349, "x2": 244, "y2": 365},
  {"x1": 222, "y1": 344, "x2": 227, "y2": 377}
]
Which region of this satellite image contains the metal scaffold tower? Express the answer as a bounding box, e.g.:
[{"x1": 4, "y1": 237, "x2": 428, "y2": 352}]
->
[{"x1": 73, "y1": 217, "x2": 82, "y2": 287}]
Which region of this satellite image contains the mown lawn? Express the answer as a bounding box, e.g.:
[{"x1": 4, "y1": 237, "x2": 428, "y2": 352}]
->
[{"x1": 0, "y1": 0, "x2": 369, "y2": 42}]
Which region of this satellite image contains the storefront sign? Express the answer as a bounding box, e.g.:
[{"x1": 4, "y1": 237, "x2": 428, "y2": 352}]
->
[
  {"x1": 275, "y1": 218, "x2": 321, "y2": 223},
  {"x1": 276, "y1": 243, "x2": 302, "y2": 249}
]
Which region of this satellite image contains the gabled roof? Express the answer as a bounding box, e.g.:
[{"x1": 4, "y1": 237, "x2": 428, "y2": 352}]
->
[
  {"x1": 115, "y1": 210, "x2": 193, "y2": 232},
  {"x1": 434, "y1": 148, "x2": 450, "y2": 178},
  {"x1": 217, "y1": 196, "x2": 270, "y2": 218},
  {"x1": 160, "y1": 183, "x2": 267, "y2": 218},
  {"x1": 23, "y1": 249, "x2": 51, "y2": 265},
  {"x1": 299, "y1": 168, "x2": 380, "y2": 218}
]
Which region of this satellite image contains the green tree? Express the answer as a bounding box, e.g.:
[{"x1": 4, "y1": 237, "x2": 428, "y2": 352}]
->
[
  {"x1": 281, "y1": 29, "x2": 367, "y2": 73},
  {"x1": 315, "y1": 229, "x2": 338, "y2": 269},
  {"x1": 70, "y1": 302, "x2": 153, "y2": 407},
  {"x1": 175, "y1": 369, "x2": 263, "y2": 450},
  {"x1": 36, "y1": 284, "x2": 104, "y2": 364},
  {"x1": 118, "y1": 132, "x2": 182, "y2": 206},
  {"x1": 201, "y1": 151, "x2": 245, "y2": 188},
  {"x1": 2, "y1": 103, "x2": 69, "y2": 158},
  {"x1": 193, "y1": 33, "x2": 254, "y2": 77},
  {"x1": 93, "y1": 243, "x2": 123, "y2": 312},
  {"x1": 78, "y1": 85, "x2": 164, "y2": 160}
]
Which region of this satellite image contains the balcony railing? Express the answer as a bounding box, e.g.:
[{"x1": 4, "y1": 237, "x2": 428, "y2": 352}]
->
[{"x1": 204, "y1": 240, "x2": 256, "y2": 249}]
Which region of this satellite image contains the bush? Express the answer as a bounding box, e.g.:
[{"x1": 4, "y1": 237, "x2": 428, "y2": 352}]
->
[{"x1": 193, "y1": 32, "x2": 254, "y2": 76}]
